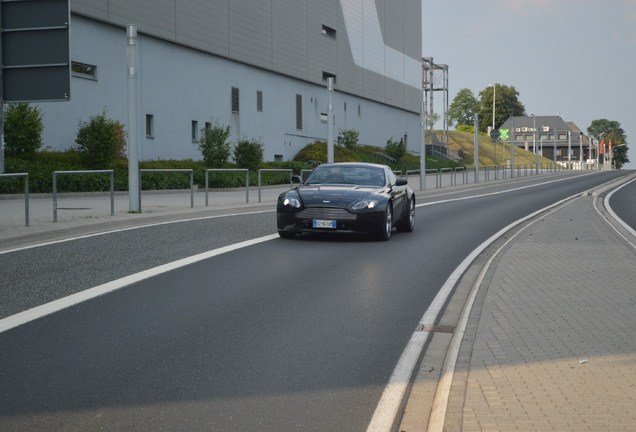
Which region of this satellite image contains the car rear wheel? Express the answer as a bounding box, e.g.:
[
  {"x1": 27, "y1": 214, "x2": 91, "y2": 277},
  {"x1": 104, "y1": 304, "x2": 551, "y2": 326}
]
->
[
  {"x1": 376, "y1": 205, "x2": 392, "y2": 241},
  {"x1": 397, "y1": 197, "x2": 415, "y2": 232}
]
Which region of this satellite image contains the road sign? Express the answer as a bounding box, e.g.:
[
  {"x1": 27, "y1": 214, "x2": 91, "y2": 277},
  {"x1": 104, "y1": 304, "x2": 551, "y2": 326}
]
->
[
  {"x1": 1, "y1": 0, "x2": 71, "y2": 102},
  {"x1": 499, "y1": 129, "x2": 510, "y2": 140},
  {"x1": 490, "y1": 129, "x2": 499, "y2": 143}
]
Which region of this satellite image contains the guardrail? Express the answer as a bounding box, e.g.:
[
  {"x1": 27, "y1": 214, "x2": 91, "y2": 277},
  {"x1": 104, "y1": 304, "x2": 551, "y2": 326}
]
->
[
  {"x1": 205, "y1": 169, "x2": 249, "y2": 205},
  {"x1": 139, "y1": 169, "x2": 194, "y2": 210},
  {"x1": 53, "y1": 170, "x2": 114, "y2": 222},
  {"x1": 1, "y1": 173, "x2": 29, "y2": 226},
  {"x1": 258, "y1": 169, "x2": 293, "y2": 202}
]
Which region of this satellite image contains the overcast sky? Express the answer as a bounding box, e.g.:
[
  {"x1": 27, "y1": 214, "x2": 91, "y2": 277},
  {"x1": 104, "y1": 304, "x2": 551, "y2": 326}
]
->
[{"x1": 422, "y1": 0, "x2": 635, "y2": 169}]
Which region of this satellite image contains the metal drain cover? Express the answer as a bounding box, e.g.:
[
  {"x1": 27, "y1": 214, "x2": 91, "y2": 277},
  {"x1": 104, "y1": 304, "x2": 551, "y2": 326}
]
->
[{"x1": 418, "y1": 324, "x2": 455, "y2": 333}]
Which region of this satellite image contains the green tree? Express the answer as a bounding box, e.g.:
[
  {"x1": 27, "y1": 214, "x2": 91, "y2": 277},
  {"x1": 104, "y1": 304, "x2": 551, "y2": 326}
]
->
[
  {"x1": 478, "y1": 84, "x2": 525, "y2": 132},
  {"x1": 449, "y1": 88, "x2": 479, "y2": 127},
  {"x1": 75, "y1": 111, "x2": 127, "y2": 169},
  {"x1": 385, "y1": 137, "x2": 405, "y2": 161},
  {"x1": 340, "y1": 129, "x2": 360, "y2": 150},
  {"x1": 588, "y1": 119, "x2": 629, "y2": 169},
  {"x1": 233, "y1": 138, "x2": 264, "y2": 171},
  {"x1": 198, "y1": 121, "x2": 231, "y2": 166},
  {"x1": 4, "y1": 103, "x2": 44, "y2": 159}
]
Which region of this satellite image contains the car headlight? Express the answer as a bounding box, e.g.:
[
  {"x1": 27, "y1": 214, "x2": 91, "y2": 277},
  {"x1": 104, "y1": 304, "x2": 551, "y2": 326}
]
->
[
  {"x1": 282, "y1": 195, "x2": 302, "y2": 208},
  {"x1": 351, "y1": 199, "x2": 378, "y2": 210}
]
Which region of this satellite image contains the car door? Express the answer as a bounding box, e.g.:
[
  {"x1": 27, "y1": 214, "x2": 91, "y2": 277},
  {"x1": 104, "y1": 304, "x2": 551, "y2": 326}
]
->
[{"x1": 386, "y1": 168, "x2": 406, "y2": 220}]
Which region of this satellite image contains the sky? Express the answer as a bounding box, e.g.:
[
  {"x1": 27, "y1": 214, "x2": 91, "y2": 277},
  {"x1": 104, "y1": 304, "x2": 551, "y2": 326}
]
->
[{"x1": 422, "y1": 0, "x2": 636, "y2": 169}]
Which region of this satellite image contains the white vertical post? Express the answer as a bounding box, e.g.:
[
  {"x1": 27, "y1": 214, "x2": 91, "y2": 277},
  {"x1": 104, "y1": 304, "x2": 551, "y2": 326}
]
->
[
  {"x1": 127, "y1": 25, "x2": 140, "y2": 212},
  {"x1": 510, "y1": 117, "x2": 515, "y2": 178},
  {"x1": 474, "y1": 114, "x2": 479, "y2": 183},
  {"x1": 327, "y1": 77, "x2": 334, "y2": 164},
  {"x1": 420, "y1": 101, "x2": 426, "y2": 190}
]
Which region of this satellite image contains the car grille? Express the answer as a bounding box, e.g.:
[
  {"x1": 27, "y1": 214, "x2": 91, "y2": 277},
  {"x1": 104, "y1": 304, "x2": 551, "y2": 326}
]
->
[{"x1": 296, "y1": 207, "x2": 357, "y2": 221}]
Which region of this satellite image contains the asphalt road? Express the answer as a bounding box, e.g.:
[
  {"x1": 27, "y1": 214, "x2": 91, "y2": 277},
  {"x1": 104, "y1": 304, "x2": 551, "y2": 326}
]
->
[{"x1": 0, "y1": 170, "x2": 631, "y2": 431}]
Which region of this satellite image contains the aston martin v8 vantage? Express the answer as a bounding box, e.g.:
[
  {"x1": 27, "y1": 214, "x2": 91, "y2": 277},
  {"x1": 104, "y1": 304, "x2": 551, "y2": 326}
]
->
[{"x1": 277, "y1": 162, "x2": 415, "y2": 241}]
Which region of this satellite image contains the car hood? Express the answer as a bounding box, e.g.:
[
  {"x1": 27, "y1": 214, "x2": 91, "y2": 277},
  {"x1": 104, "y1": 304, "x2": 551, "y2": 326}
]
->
[{"x1": 298, "y1": 185, "x2": 382, "y2": 207}]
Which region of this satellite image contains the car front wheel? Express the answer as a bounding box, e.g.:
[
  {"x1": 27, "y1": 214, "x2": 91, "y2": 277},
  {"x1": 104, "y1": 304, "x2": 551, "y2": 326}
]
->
[
  {"x1": 376, "y1": 205, "x2": 392, "y2": 241},
  {"x1": 397, "y1": 197, "x2": 415, "y2": 232}
]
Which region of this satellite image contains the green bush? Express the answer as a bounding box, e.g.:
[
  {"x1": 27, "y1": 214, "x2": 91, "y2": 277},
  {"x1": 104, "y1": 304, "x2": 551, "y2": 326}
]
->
[
  {"x1": 233, "y1": 138, "x2": 264, "y2": 171},
  {"x1": 456, "y1": 124, "x2": 474, "y2": 133},
  {"x1": 75, "y1": 111, "x2": 127, "y2": 169},
  {"x1": 198, "y1": 121, "x2": 231, "y2": 167},
  {"x1": 340, "y1": 129, "x2": 360, "y2": 150},
  {"x1": 385, "y1": 137, "x2": 406, "y2": 160},
  {"x1": 4, "y1": 103, "x2": 44, "y2": 159}
]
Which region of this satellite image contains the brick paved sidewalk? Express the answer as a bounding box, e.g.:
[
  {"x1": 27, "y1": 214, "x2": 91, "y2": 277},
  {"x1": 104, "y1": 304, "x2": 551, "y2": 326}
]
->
[{"x1": 445, "y1": 194, "x2": 636, "y2": 431}]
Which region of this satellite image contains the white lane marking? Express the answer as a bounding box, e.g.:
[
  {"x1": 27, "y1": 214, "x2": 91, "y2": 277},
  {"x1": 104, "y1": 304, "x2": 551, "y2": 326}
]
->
[
  {"x1": 416, "y1": 171, "x2": 597, "y2": 208},
  {"x1": 366, "y1": 192, "x2": 582, "y2": 432},
  {"x1": 0, "y1": 210, "x2": 274, "y2": 255},
  {"x1": 603, "y1": 177, "x2": 636, "y2": 247},
  {"x1": 0, "y1": 234, "x2": 278, "y2": 334}
]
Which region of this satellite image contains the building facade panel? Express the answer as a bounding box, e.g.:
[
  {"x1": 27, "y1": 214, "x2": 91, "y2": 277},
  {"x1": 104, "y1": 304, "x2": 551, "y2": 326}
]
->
[
  {"x1": 228, "y1": 0, "x2": 272, "y2": 70},
  {"x1": 108, "y1": 0, "x2": 177, "y2": 40},
  {"x1": 272, "y1": 0, "x2": 308, "y2": 80},
  {"x1": 175, "y1": 0, "x2": 229, "y2": 55}
]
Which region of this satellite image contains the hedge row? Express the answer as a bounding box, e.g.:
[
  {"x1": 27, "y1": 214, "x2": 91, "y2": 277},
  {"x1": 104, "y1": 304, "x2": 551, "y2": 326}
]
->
[{"x1": 0, "y1": 153, "x2": 309, "y2": 194}]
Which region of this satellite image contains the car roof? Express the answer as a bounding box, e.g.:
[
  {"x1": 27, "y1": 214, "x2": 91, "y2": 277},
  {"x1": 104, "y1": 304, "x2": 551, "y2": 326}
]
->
[{"x1": 317, "y1": 162, "x2": 387, "y2": 169}]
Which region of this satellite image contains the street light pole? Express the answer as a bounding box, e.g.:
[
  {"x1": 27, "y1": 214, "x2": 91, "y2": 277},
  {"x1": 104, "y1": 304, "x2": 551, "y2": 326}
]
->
[{"x1": 492, "y1": 84, "x2": 496, "y2": 164}]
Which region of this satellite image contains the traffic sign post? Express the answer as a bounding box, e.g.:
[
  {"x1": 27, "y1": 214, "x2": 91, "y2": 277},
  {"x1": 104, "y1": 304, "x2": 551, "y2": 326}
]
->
[{"x1": 0, "y1": 0, "x2": 71, "y2": 172}]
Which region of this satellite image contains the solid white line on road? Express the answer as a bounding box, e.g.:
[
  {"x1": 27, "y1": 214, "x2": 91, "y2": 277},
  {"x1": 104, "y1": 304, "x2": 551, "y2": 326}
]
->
[
  {"x1": 0, "y1": 210, "x2": 275, "y2": 255},
  {"x1": 0, "y1": 234, "x2": 278, "y2": 334}
]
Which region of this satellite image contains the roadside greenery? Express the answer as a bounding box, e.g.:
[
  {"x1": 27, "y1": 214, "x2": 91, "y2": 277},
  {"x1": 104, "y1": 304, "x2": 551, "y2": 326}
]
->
[{"x1": 4, "y1": 103, "x2": 44, "y2": 160}]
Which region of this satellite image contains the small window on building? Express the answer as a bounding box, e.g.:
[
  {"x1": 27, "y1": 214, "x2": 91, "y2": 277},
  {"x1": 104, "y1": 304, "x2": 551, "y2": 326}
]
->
[
  {"x1": 146, "y1": 115, "x2": 154, "y2": 139},
  {"x1": 274, "y1": 154, "x2": 283, "y2": 162},
  {"x1": 232, "y1": 87, "x2": 240, "y2": 113},
  {"x1": 72, "y1": 62, "x2": 97, "y2": 80},
  {"x1": 344, "y1": 102, "x2": 347, "y2": 112},
  {"x1": 296, "y1": 94, "x2": 303, "y2": 130},
  {"x1": 192, "y1": 121, "x2": 199, "y2": 142},
  {"x1": 322, "y1": 71, "x2": 336, "y2": 83},
  {"x1": 358, "y1": 104, "x2": 361, "y2": 116},
  {"x1": 322, "y1": 24, "x2": 336, "y2": 38},
  {"x1": 558, "y1": 133, "x2": 567, "y2": 140},
  {"x1": 320, "y1": 113, "x2": 328, "y2": 123},
  {"x1": 257, "y1": 90, "x2": 263, "y2": 112},
  {"x1": 205, "y1": 122, "x2": 212, "y2": 132}
]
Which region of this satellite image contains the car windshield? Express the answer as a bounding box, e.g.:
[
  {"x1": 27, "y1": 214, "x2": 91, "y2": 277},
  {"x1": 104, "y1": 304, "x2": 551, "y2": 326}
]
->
[{"x1": 304, "y1": 165, "x2": 385, "y2": 186}]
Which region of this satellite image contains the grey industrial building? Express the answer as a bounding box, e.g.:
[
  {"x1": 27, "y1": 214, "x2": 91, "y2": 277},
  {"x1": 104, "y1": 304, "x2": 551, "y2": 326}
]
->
[{"x1": 36, "y1": 0, "x2": 423, "y2": 162}]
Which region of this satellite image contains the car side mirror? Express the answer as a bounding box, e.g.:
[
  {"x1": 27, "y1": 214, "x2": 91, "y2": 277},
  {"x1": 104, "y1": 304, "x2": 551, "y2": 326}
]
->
[
  {"x1": 395, "y1": 178, "x2": 408, "y2": 186},
  {"x1": 291, "y1": 175, "x2": 302, "y2": 184}
]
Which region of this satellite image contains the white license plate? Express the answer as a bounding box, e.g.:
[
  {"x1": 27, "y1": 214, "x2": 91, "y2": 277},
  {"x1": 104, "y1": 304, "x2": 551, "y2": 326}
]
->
[{"x1": 313, "y1": 219, "x2": 336, "y2": 228}]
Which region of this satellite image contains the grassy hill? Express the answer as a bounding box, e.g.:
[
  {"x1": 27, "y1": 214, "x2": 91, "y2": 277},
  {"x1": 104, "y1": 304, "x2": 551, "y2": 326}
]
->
[{"x1": 446, "y1": 130, "x2": 553, "y2": 166}]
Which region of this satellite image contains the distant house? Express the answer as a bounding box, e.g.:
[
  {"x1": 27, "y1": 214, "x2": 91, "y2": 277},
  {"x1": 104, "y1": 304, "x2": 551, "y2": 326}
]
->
[{"x1": 499, "y1": 116, "x2": 597, "y2": 167}]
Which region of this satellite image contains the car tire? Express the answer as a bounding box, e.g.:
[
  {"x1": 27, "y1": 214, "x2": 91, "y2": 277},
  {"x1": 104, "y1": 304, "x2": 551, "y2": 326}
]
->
[
  {"x1": 397, "y1": 196, "x2": 415, "y2": 233},
  {"x1": 376, "y1": 205, "x2": 392, "y2": 241},
  {"x1": 278, "y1": 230, "x2": 296, "y2": 239}
]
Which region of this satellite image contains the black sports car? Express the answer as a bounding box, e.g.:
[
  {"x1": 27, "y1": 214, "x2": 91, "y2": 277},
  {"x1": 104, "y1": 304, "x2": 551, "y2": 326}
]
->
[{"x1": 277, "y1": 162, "x2": 415, "y2": 241}]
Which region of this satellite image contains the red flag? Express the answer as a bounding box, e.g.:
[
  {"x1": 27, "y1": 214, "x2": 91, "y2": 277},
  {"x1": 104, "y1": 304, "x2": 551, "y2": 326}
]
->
[{"x1": 599, "y1": 139, "x2": 605, "y2": 155}]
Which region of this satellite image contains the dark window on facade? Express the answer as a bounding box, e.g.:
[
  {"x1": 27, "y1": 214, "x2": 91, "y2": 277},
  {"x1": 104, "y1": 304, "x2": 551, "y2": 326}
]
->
[
  {"x1": 257, "y1": 90, "x2": 263, "y2": 112},
  {"x1": 72, "y1": 62, "x2": 97, "y2": 80},
  {"x1": 296, "y1": 94, "x2": 302, "y2": 130},
  {"x1": 322, "y1": 24, "x2": 336, "y2": 38},
  {"x1": 232, "y1": 87, "x2": 240, "y2": 113},
  {"x1": 192, "y1": 121, "x2": 199, "y2": 142},
  {"x1": 274, "y1": 154, "x2": 283, "y2": 162},
  {"x1": 146, "y1": 115, "x2": 154, "y2": 138}
]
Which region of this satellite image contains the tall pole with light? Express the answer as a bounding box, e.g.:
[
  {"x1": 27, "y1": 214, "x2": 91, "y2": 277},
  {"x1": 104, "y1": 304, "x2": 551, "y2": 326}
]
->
[
  {"x1": 532, "y1": 114, "x2": 538, "y2": 174},
  {"x1": 491, "y1": 84, "x2": 496, "y2": 164},
  {"x1": 327, "y1": 77, "x2": 334, "y2": 164},
  {"x1": 127, "y1": 25, "x2": 140, "y2": 212}
]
